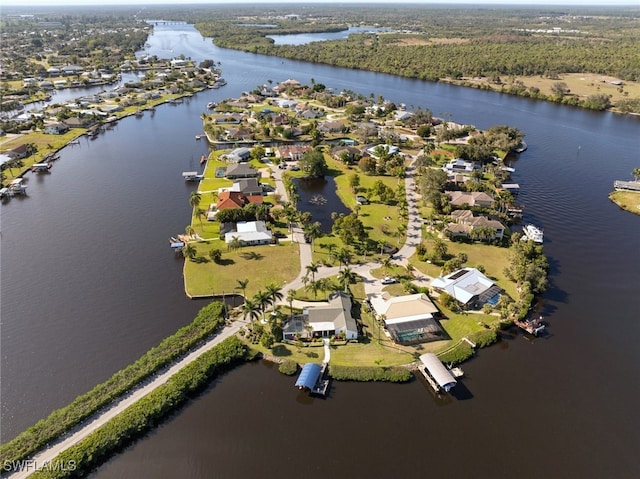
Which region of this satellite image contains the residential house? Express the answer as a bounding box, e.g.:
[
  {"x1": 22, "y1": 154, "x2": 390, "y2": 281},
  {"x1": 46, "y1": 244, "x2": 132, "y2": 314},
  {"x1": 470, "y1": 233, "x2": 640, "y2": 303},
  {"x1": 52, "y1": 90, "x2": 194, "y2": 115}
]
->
[
  {"x1": 447, "y1": 191, "x2": 495, "y2": 208},
  {"x1": 277, "y1": 145, "x2": 311, "y2": 162},
  {"x1": 317, "y1": 120, "x2": 344, "y2": 133},
  {"x1": 225, "y1": 221, "x2": 272, "y2": 246},
  {"x1": 43, "y1": 123, "x2": 69, "y2": 135},
  {"x1": 443, "y1": 158, "x2": 479, "y2": 175},
  {"x1": 366, "y1": 144, "x2": 399, "y2": 158},
  {"x1": 445, "y1": 210, "x2": 505, "y2": 241},
  {"x1": 224, "y1": 163, "x2": 259, "y2": 179},
  {"x1": 431, "y1": 268, "x2": 503, "y2": 310},
  {"x1": 331, "y1": 145, "x2": 361, "y2": 164},
  {"x1": 226, "y1": 128, "x2": 253, "y2": 141},
  {"x1": 369, "y1": 293, "x2": 444, "y2": 345},
  {"x1": 284, "y1": 292, "x2": 358, "y2": 341},
  {"x1": 226, "y1": 147, "x2": 252, "y2": 163}
]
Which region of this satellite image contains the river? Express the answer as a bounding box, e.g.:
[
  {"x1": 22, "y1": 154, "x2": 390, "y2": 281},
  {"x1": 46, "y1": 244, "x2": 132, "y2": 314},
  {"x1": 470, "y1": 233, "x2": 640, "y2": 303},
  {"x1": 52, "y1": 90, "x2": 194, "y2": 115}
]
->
[{"x1": 1, "y1": 22, "x2": 639, "y2": 479}]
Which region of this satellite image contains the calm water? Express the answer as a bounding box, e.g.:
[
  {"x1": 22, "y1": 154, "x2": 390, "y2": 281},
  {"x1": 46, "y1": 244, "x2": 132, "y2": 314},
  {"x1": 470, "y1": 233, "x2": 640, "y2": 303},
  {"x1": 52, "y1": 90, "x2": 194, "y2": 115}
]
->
[
  {"x1": 1, "y1": 22, "x2": 639, "y2": 479},
  {"x1": 294, "y1": 176, "x2": 350, "y2": 232}
]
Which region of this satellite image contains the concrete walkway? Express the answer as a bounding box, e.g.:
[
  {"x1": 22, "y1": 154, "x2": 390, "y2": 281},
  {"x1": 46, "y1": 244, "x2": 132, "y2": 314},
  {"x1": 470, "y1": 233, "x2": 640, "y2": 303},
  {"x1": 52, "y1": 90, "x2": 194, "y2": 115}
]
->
[{"x1": 8, "y1": 318, "x2": 248, "y2": 479}]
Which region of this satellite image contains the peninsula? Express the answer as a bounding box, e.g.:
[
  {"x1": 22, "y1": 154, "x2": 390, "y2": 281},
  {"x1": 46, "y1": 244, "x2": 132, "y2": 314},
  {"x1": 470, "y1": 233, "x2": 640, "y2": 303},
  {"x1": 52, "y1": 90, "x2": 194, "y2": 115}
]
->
[{"x1": 181, "y1": 78, "x2": 548, "y2": 370}]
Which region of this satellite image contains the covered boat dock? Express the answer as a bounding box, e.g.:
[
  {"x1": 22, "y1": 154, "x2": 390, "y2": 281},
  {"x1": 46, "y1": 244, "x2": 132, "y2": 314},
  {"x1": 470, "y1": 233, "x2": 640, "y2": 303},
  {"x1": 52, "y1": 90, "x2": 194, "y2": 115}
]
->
[
  {"x1": 419, "y1": 353, "x2": 457, "y2": 393},
  {"x1": 295, "y1": 363, "x2": 329, "y2": 396}
]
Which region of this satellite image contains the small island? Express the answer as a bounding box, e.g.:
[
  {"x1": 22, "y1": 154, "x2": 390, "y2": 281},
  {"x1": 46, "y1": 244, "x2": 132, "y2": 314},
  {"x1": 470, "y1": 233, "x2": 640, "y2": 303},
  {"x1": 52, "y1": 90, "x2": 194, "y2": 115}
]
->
[
  {"x1": 180, "y1": 78, "x2": 549, "y2": 372},
  {"x1": 610, "y1": 168, "x2": 640, "y2": 215}
]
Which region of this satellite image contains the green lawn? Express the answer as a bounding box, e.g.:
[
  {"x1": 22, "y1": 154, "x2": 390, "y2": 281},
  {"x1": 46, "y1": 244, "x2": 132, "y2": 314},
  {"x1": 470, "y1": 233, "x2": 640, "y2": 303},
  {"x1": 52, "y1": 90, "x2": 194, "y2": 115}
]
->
[{"x1": 183, "y1": 241, "x2": 301, "y2": 298}]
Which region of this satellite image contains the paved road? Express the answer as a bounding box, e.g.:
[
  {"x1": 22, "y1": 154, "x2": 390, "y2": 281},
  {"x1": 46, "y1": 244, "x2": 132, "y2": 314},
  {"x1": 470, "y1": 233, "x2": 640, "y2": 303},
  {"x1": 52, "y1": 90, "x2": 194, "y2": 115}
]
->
[
  {"x1": 8, "y1": 319, "x2": 248, "y2": 479},
  {"x1": 13, "y1": 156, "x2": 430, "y2": 476}
]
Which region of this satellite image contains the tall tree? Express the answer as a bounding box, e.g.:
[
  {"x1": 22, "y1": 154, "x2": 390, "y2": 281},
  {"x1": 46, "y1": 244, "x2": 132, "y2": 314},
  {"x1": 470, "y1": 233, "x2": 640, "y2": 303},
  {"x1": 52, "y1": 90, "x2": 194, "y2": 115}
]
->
[
  {"x1": 236, "y1": 278, "x2": 249, "y2": 299},
  {"x1": 241, "y1": 299, "x2": 261, "y2": 324},
  {"x1": 189, "y1": 191, "x2": 201, "y2": 210}
]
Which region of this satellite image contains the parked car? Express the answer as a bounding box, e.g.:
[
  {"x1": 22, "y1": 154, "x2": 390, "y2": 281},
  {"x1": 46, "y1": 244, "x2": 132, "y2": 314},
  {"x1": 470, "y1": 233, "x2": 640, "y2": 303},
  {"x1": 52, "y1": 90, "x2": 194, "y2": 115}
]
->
[{"x1": 381, "y1": 276, "x2": 397, "y2": 285}]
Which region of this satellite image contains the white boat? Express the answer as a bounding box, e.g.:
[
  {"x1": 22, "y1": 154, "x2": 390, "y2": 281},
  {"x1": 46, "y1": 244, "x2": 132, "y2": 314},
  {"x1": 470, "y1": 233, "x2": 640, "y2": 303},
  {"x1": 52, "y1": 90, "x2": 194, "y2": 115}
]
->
[
  {"x1": 522, "y1": 224, "x2": 544, "y2": 243},
  {"x1": 206, "y1": 102, "x2": 216, "y2": 109}
]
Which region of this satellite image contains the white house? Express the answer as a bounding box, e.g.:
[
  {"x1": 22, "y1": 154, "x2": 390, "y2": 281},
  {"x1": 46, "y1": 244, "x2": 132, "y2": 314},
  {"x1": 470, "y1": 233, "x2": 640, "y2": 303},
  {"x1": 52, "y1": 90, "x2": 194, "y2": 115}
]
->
[
  {"x1": 225, "y1": 221, "x2": 272, "y2": 246},
  {"x1": 430, "y1": 268, "x2": 502, "y2": 309}
]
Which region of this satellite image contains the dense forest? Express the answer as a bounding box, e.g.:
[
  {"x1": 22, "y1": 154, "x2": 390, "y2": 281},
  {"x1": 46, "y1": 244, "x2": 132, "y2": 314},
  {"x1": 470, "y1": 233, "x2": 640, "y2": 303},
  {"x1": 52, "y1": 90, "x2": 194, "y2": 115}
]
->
[{"x1": 189, "y1": 4, "x2": 640, "y2": 112}]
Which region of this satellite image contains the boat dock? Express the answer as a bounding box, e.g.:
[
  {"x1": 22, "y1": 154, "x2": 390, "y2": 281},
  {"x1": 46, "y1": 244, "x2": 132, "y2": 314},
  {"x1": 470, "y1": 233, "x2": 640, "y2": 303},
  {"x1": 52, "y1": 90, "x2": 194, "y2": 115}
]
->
[
  {"x1": 295, "y1": 362, "x2": 329, "y2": 397},
  {"x1": 514, "y1": 316, "x2": 546, "y2": 336},
  {"x1": 182, "y1": 171, "x2": 204, "y2": 182},
  {"x1": 418, "y1": 353, "x2": 458, "y2": 394},
  {"x1": 31, "y1": 163, "x2": 53, "y2": 173}
]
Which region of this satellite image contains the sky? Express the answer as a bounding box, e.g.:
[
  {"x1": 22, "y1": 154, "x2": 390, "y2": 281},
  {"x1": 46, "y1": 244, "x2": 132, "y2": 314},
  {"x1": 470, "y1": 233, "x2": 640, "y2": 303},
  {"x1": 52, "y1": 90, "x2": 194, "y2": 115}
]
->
[{"x1": 3, "y1": 0, "x2": 640, "y2": 7}]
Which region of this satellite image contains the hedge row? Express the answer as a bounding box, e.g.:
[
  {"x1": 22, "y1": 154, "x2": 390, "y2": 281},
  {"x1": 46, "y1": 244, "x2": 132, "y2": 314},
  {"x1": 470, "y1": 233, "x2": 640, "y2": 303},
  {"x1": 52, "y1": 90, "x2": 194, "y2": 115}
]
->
[
  {"x1": 329, "y1": 365, "x2": 412, "y2": 383},
  {"x1": 0, "y1": 301, "x2": 227, "y2": 465},
  {"x1": 31, "y1": 336, "x2": 247, "y2": 479},
  {"x1": 437, "y1": 343, "x2": 475, "y2": 366}
]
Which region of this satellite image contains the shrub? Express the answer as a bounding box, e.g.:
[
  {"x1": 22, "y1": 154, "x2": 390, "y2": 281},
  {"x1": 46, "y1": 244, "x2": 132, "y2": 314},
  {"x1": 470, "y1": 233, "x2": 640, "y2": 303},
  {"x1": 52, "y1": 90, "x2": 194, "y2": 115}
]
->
[
  {"x1": 30, "y1": 337, "x2": 246, "y2": 479},
  {"x1": 438, "y1": 343, "x2": 474, "y2": 365},
  {"x1": 0, "y1": 302, "x2": 227, "y2": 466},
  {"x1": 329, "y1": 365, "x2": 412, "y2": 383},
  {"x1": 278, "y1": 360, "x2": 298, "y2": 376}
]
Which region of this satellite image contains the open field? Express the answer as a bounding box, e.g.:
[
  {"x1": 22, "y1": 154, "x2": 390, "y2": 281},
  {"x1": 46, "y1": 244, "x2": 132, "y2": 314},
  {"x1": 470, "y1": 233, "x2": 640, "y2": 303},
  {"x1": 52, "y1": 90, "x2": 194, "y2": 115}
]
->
[
  {"x1": 183, "y1": 241, "x2": 300, "y2": 298},
  {"x1": 455, "y1": 72, "x2": 640, "y2": 108}
]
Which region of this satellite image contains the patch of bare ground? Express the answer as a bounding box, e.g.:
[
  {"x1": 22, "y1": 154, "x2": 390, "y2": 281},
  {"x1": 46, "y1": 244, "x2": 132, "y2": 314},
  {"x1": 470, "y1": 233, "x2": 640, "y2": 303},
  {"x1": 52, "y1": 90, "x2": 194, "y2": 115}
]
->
[{"x1": 452, "y1": 72, "x2": 640, "y2": 107}]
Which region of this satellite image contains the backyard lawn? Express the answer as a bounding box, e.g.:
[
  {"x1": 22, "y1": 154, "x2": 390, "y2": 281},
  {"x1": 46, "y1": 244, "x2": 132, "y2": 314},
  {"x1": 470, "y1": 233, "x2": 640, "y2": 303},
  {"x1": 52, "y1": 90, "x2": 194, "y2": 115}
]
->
[{"x1": 183, "y1": 241, "x2": 300, "y2": 298}]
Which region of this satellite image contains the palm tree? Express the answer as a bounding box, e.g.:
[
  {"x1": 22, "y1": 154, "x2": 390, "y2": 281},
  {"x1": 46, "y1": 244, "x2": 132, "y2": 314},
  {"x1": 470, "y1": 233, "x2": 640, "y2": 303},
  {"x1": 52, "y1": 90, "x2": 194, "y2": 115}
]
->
[
  {"x1": 304, "y1": 221, "x2": 322, "y2": 251},
  {"x1": 181, "y1": 244, "x2": 196, "y2": 261},
  {"x1": 305, "y1": 262, "x2": 319, "y2": 283},
  {"x1": 325, "y1": 243, "x2": 337, "y2": 264},
  {"x1": 381, "y1": 256, "x2": 393, "y2": 274},
  {"x1": 228, "y1": 235, "x2": 242, "y2": 253},
  {"x1": 337, "y1": 267, "x2": 358, "y2": 293},
  {"x1": 335, "y1": 247, "x2": 352, "y2": 271},
  {"x1": 316, "y1": 277, "x2": 333, "y2": 299},
  {"x1": 189, "y1": 191, "x2": 201, "y2": 210},
  {"x1": 286, "y1": 289, "x2": 296, "y2": 320},
  {"x1": 241, "y1": 299, "x2": 261, "y2": 324},
  {"x1": 236, "y1": 278, "x2": 249, "y2": 299},
  {"x1": 304, "y1": 279, "x2": 320, "y2": 299},
  {"x1": 253, "y1": 290, "x2": 272, "y2": 323},
  {"x1": 633, "y1": 167, "x2": 640, "y2": 182},
  {"x1": 195, "y1": 207, "x2": 207, "y2": 228},
  {"x1": 265, "y1": 283, "x2": 284, "y2": 308}
]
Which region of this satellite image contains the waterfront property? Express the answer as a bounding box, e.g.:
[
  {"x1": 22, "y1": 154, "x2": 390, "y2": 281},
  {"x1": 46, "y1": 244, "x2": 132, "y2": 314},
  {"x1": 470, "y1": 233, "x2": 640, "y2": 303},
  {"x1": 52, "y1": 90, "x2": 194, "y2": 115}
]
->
[
  {"x1": 224, "y1": 221, "x2": 273, "y2": 246},
  {"x1": 445, "y1": 210, "x2": 505, "y2": 241},
  {"x1": 283, "y1": 292, "x2": 358, "y2": 340},
  {"x1": 369, "y1": 293, "x2": 444, "y2": 345},
  {"x1": 446, "y1": 191, "x2": 495, "y2": 208},
  {"x1": 224, "y1": 163, "x2": 259, "y2": 179},
  {"x1": 431, "y1": 268, "x2": 502, "y2": 310}
]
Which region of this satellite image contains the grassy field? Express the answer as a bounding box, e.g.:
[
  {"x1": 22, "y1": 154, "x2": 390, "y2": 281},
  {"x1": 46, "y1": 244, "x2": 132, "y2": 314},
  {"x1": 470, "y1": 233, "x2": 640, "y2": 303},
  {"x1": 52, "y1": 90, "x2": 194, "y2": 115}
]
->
[
  {"x1": 455, "y1": 73, "x2": 640, "y2": 110},
  {"x1": 609, "y1": 190, "x2": 640, "y2": 216},
  {"x1": 183, "y1": 241, "x2": 300, "y2": 298}
]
